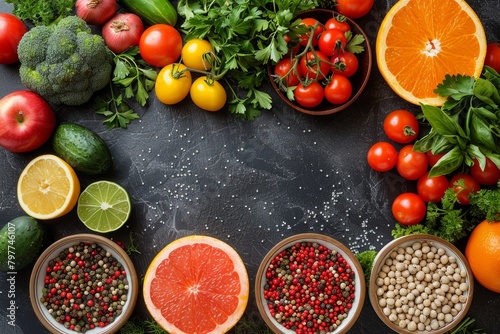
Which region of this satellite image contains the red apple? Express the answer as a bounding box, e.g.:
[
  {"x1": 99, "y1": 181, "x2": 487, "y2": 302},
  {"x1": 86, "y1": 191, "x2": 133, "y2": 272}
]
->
[{"x1": 0, "y1": 90, "x2": 56, "y2": 152}]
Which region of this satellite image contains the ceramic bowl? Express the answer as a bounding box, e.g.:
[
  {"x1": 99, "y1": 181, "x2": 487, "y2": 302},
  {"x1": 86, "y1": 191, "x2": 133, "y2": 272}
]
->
[
  {"x1": 30, "y1": 234, "x2": 138, "y2": 334},
  {"x1": 268, "y1": 9, "x2": 372, "y2": 115},
  {"x1": 369, "y1": 234, "x2": 473, "y2": 334},
  {"x1": 255, "y1": 233, "x2": 366, "y2": 333}
]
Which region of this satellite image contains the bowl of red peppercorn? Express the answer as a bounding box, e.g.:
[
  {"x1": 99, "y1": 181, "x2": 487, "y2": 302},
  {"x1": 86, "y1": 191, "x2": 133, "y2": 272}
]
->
[
  {"x1": 255, "y1": 233, "x2": 366, "y2": 333},
  {"x1": 29, "y1": 233, "x2": 139, "y2": 334},
  {"x1": 369, "y1": 234, "x2": 474, "y2": 334},
  {"x1": 267, "y1": 9, "x2": 372, "y2": 116}
]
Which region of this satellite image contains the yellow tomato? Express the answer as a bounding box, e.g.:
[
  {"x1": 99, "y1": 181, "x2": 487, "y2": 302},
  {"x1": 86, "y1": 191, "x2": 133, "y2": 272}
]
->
[
  {"x1": 190, "y1": 76, "x2": 227, "y2": 112},
  {"x1": 155, "y1": 63, "x2": 192, "y2": 105},
  {"x1": 181, "y1": 39, "x2": 214, "y2": 71}
]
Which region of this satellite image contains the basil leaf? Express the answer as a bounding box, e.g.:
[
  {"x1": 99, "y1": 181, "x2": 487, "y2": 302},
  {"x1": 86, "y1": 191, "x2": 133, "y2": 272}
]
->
[
  {"x1": 474, "y1": 77, "x2": 500, "y2": 105},
  {"x1": 420, "y1": 104, "x2": 467, "y2": 138},
  {"x1": 470, "y1": 113, "x2": 498, "y2": 152},
  {"x1": 428, "y1": 146, "x2": 463, "y2": 177},
  {"x1": 486, "y1": 152, "x2": 500, "y2": 170}
]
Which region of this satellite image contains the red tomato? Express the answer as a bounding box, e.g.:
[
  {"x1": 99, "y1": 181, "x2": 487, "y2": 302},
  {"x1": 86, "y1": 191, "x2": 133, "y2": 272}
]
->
[
  {"x1": 366, "y1": 142, "x2": 398, "y2": 172},
  {"x1": 299, "y1": 51, "x2": 330, "y2": 80},
  {"x1": 426, "y1": 150, "x2": 446, "y2": 167},
  {"x1": 336, "y1": 0, "x2": 375, "y2": 19},
  {"x1": 383, "y1": 109, "x2": 419, "y2": 144},
  {"x1": 0, "y1": 13, "x2": 28, "y2": 64},
  {"x1": 318, "y1": 29, "x2": 347, "y2": 57},
  {"x1": 396, "y1": 145, "x2": 428, "y2": 180},
  {"x1": 324, "y1": 74, "x2": 352, "y2": 105},
  {"x1": 283, "y1": 34, "x2": 300, "y2": 56},
  {"x1": 392, "y1": 193, "x2": 427, "y2": 225},
  {"x1": 417, "y1": 172, "x2": 449, "y2": 203},
  {"x1": 294, "y1": 81, "x2": 324, "y2": 108},
  {"x1": 139, "y1": 24, "x2": 182, "y2": 68},
  {"x1": 325, "y1": 16, "x2": 351, "y2": 32},
  {"x1": 485, "y1": 42, "x2": 500, "y2": 73},
  {"x1": 274, "y1": 58, "x2": 301, "y2": 87},
  {"x1": 449, "y1": 174, "x2": 481, "y2": 205},
  {"x1": 299, "y1": 18, "x2": 324, "y2": 47},
  {"x1": 470, "y1": 157, "x2": 500, "y2": 186},
  {"x1": 331, "y1": 51, "x2": 359, "y2": 77}
]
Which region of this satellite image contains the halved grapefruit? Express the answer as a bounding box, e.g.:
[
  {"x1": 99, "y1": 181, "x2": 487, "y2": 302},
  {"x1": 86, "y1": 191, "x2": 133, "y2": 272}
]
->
[{"x1": 143, "y1": 235, "x2": 249, "y2": 333}]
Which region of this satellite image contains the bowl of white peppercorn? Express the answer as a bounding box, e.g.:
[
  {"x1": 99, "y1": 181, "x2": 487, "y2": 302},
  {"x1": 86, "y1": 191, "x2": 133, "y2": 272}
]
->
[
  {"x1": 369, "y1": 234, "x2": 473, "y2": 334},
  {"x1": 29, "y1": 234, "x2": 139, "y2": 334}
]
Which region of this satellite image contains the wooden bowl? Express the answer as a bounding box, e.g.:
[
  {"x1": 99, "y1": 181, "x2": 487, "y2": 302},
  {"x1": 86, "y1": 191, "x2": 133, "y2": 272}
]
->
[
  {"x1": 255, "y1": 233, "x2": 366, "y2": 333},
  {"x1": 268, "y1": 9, "x2": 372, "y2": 115},
  {"x1": 369, "y1": 234, "x2": 473, "y2": 334},
  {"x1": 30, "y1": 234, "x2": 138, "y2": 334}
]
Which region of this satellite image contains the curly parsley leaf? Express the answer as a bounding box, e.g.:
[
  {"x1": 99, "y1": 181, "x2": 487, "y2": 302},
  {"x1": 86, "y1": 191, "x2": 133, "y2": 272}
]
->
[{"x1": 5, "y1": 0, "x2": 75, "y2": 26}]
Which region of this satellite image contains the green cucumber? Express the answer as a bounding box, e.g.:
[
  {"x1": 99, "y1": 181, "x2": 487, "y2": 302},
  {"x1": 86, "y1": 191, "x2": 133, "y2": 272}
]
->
[
  {"x1": 119, "y1": 0, "x2": 177, "y2": 26},
  {"x1": 0, "y1": 216, "x2": 47, "y2": 272},
  {"x1": 52, "y1": 123, "x2": 113, "y2": 175}
]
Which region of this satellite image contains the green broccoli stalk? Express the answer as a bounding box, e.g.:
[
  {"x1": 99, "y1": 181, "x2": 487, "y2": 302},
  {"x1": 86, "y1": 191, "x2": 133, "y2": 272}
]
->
[
  {"x1": 17, "y1": 16, "x2": 113, "y2": 106},
  {"x1": 5, "y1": 0, "x2": 76, "y2": 26}
]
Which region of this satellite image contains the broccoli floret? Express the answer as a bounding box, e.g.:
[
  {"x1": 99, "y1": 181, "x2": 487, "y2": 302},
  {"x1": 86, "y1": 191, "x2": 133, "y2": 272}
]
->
[{"x1": 17, "y1": 16, "x2": 113, "y2": 106}]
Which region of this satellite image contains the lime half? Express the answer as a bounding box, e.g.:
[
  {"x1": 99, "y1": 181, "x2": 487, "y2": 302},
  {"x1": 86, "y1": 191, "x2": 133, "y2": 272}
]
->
[{"x1": 77, "y1": 181, "x2": 131, "y2": 233}]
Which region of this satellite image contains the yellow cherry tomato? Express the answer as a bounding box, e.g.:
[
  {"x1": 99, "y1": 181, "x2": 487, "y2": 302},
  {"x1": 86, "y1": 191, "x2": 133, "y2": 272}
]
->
[
  {"x1": 181, "y1": 39, "x2": 214, "y2": 71},
  {"x1": 155, "y1": 63, "x2": 192, "y2": 105},
  {"x1": 190, "y1": 76, "x2": 227, "y2": 112}
]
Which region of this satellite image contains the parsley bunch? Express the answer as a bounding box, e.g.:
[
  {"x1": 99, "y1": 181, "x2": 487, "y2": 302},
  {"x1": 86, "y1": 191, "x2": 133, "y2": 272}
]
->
[
  {"x1": 413, "y1": 66, "x2": 500, "y2": 177},
  {"x1": 177, "y1": 0, "x2": 319, "y2": 120},
  {"x1": 5, "y1": 0, "x2": 75, "y2": 26}
]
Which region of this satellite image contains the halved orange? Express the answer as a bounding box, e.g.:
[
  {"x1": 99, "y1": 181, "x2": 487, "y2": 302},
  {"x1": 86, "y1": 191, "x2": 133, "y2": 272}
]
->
[
  {"x1": 376, "y1": 0, "x2": 487, "y2": 106},
  {"x1": 143, "y1": 235, "x2": 249, "y2": 334},
  {"x1": 17, "y1": 154, "x2": 80, "y2": 220}
]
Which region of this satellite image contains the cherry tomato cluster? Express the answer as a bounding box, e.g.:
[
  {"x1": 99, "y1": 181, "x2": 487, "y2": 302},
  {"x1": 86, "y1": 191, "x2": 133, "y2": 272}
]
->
[
  {"x1": 366, "y1": 109, "x2": 500, "y2": 227},
  {"x1": 272, "y1": 15, "x2": 365, "y2": 109}
]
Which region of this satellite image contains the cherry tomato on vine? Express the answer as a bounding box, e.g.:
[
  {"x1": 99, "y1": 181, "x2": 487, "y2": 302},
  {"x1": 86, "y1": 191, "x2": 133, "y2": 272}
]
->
[
  {"x1": 274, "y1": 58, "x2": 301, "y2": 87},
  {"x1": 449, "y1": 174, "x2": 481, "y2": 205},
  {"x1": 0, "y1": 13, "x2": 28, "y2": 64},
  {"x1": 190, "y1": 76, "x2": 227, "y2": 112},
  {"x1": 396, "y1": 145, "x2": 428, "y2": 180},
  {"x1": 485, "y1": 42, "x2": 500, "y2": 73},
  {"x1": 284, "y1": 34, "x2": 301, "y2": 56},
  {"x1": 336, "y1": 0, "x2": 375, "y2": 19},
  {"x1": 294, "y1": 81, "x2": 324, "y2": 108},
  {"x1": 318, "y1": 29, "x2": 347, "y2": 57},
  {"x1": 139, "y1": 24, "x2": 182, "y2": 68},
  {"x1": 324, "y1": 16, "x2": 351, "y2": 32},
  {"x1": 299, "y1": 18, "x2": 324, "y2": 47},
  {"x1": 324, "y1": 74, "x2": 352, "y2": 105},
  {"x1": 392, "y1": 192, "x2": 426, "y2": 226},
  {"x1": 470, "y1": 157, "x2": 500, "y2": 185},
  {"x1": 426, "y1": 150, "x2": 446, "y2": 167},
  {"x1": 155, "y1": 63, "x2": 192, "y2": 105},
  {"x1": 331, "y1": 51, "x2": 359, "y2": 77},
  {"x1": 366, "y1": 142, "x2": 398, "y2": 172},
  {"x1": 299, "y1": 51, "x2": 330, "y2": 80},
  {"x1": 417, "y1": 172, "x2": 449, "y2": 203},
  {"x1": 181, "y1": 39, "x2": 214, "y2": 71},
  {"x1": 383, "y1": 109, "x2": 419, "y2": 144}
]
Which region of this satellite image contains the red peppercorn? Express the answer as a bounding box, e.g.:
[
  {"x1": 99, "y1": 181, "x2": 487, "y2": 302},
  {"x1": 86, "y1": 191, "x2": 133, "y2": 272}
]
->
[{"x1": 86, "y1": 300, "x2": 94, "y2": 307}]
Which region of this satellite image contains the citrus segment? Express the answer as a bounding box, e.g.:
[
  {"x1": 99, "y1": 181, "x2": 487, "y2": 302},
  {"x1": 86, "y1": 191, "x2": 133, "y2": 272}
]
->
[
  {"x1": 465, "y1": 220, "x2": 500, "y2": 293},
  {"x1": 143, "y1": 235, "x2": 249, "y2": 334},
  {"x1": 376, "y1": 0, "x2": 487, "y2": 105},
  {"x1": 17, "y1": 154, "x2": 80, "y2": 220},
  {"x1": 77, "y1": 181, "x2": 131, "y2": 233}
]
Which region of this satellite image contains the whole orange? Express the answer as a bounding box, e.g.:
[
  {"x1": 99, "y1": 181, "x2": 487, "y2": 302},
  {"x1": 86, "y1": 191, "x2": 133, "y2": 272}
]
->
[{"x1": 465, "y1": 220, "x2": 500, "y2": 293}]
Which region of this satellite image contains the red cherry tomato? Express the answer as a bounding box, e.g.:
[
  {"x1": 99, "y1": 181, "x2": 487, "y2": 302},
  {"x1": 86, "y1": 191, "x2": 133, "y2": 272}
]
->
[
  {"x1": 485, "y1": 42, "x2": 500, "y2": 73},
  {"x1": 139, "y1": 24, "x2": 182, "y2": 68},
  {"x1": 294, "y1": 81, "x2": 324, "y2": 108},
  {"x1": 383, "y1": 109, "x2": 419, "y2": 144},
  {"x1": 324, "y1": 74, "x2": 352, "y2": 105},
  {"x1": 417, "y1": 172, "x2": 449, "y2": 203},
  {"x1": 0, "y1": 13, "x2": 28, "y2": 64},
  {"x1": 470, "y1": 157, "x2": 500, "y2": 185},
  {"x1": 396, "y1": 145, "x2": 428, "y2": 180},
  {"x1": 426, "y1": 150, "x2": 446, "y2": 167},
  {"x1": 274, "y1": 58, "x2": 301, "y2": 87},
  {"x1": 324, "y1": 15, "x2": 351, "y2": 32},
  {"x1": 335, "y1": 0, "x2": 375, "y2": 19},
  {"x1": 331, "y1": 51, "x2": 359, "y2": 78},
  {"x1": 449, "y1": 174, "x2": 481, "y2": 205},
  {"x1": 299, "y1": 18, "x2": 324, "y2": 47},
  {"x1": 367, "y1": 142, "x2": 398, "y2": 172},
  {"x1": 392, "y1": 193, "x2": 427, "y2": 226},
  {"x1": 299, "y1": 51, "x2": 330, "y2": 80},
  {"x1": 318, "y1": 29, "x2": 347, "y2": 57}
]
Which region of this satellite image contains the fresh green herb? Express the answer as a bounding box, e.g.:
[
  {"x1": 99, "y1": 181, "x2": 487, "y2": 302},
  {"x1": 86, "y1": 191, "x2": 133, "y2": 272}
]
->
[
  {"x1": 177, "y1": 0, "x2": 318, "y2": 120},
  {"x1": 5, "y1": 0, "x2": 75, "y2": 26},
  {"x1": 355, "y1": 250, "x2": 377, "y2": 282},
  {"x1": 234, "y1": 312, "x2": 274, "y2": 334},
  {"x1": 448, "y1": 317, "x2": 485, "y2": 334},
  {"x1": 119, "y1": 317, "x2": 168, "y2": 334},
  {"x1": 413, "y1": 66, "x2": 500, "y2": 177},
  {"x1": 94, "y1": 47, "x2": 158, "y2": 129},
  {"x1": 126, "y1": 231, "x2": 141, "y2": 255}
]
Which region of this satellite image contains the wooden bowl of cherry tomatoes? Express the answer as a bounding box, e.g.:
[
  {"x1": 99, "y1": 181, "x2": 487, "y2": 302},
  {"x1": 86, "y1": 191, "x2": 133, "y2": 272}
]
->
[{"x1": 268, "y1": 9, "x2": 372, "y2": 115}]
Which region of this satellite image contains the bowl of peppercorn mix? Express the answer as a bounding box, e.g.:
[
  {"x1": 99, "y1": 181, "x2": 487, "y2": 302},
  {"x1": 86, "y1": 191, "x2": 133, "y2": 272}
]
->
[
  {"x1": 255, "y1": 233, "x2": 366, "y2": 334},
  {"x1": 29, "y1": 234, "x2": 139, "y2": 334},
  {"x1": 369, "y1": 234, "x2": 474, "y2": 334}
]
